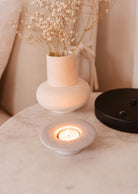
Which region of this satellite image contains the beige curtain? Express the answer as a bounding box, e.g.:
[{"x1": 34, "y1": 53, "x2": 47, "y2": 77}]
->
[{"x1": 96, "y1": 0, "x2": 136, "y2": 91}]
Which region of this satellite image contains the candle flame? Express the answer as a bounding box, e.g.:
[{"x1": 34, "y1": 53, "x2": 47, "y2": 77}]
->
[{"x1": 56, "y1": 125, "x2": 81, "y2": 142}]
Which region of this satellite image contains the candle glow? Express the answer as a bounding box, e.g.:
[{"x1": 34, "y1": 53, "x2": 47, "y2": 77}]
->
[
  {"x1": 57, "y1": 126, "x2": 81, "y2": 142},
  {"x1": 40, "y1": 119, "x2": 96, "y2": 155}
]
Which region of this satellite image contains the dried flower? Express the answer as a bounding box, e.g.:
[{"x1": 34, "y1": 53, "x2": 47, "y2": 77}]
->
[{"x1": 11, "y1": 0, "x2": 114, "y2": 56}]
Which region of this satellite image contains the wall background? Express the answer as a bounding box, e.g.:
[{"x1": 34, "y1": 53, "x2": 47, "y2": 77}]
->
[
  {"x1": 133, "y1": 0, "x2": 138, "y2": 87},
  {"x1": 96, "y1": 0, "x2": 137, "y2": 91}
]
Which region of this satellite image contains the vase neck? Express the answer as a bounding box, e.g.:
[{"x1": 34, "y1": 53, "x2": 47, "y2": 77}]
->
[{"x1": 47, "y1": 55, "x2": 78, "y2": 87}]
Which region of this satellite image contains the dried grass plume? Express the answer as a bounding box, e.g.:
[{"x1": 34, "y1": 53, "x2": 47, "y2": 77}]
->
[{"x1": 12, "y1": 0, "x2": 114, "y2": 56}]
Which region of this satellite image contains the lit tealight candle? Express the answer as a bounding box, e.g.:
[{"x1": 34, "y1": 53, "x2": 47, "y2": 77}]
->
[
  {"x1": 40, "y1": 119, "x2": 96, "y2": 155},
  {"x1": 57, "y1": 126, "x2": 81, "y2": 142}
]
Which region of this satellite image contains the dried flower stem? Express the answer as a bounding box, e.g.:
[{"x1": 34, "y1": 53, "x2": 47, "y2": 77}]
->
[{"x1": 11, "y1": 0, "x2": 113, "y2": 56}]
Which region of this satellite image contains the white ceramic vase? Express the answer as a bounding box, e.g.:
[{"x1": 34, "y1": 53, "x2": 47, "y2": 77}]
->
[{"x1": 36, "y1": 54, "x2": 90, "y2": 113}]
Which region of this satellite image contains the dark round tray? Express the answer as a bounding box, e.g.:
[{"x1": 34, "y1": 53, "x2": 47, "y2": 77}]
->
[{"x1": 95, "y1": 88, "x2": 138, "y2": 133}]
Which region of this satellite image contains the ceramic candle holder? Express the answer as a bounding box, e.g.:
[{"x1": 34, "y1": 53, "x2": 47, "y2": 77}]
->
[{"x1": 40, "y1": 119, "x2": 96, "y2": 155}]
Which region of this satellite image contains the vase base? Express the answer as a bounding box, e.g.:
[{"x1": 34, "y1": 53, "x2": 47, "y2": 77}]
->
[{"x1": 36, "y1": 79, "x2": 90, "y2": 113}]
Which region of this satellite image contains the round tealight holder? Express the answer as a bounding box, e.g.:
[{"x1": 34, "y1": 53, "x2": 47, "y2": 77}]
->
[{"x1": 40, "y1": 119, "x2": 96, "y2": 156}]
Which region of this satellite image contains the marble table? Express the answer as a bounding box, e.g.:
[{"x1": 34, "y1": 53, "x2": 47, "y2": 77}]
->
[{"x1": 0, "y1": 93, "x2": 138, "y2": 194}]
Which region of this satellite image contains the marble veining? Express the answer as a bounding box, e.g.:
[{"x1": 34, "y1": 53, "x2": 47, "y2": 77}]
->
[{"x1": 0, "y1": 93, "x2": 138, "y2": 194}]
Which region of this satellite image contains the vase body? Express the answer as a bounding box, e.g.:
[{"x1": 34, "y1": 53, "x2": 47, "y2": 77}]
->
[
  {"x1": 47, "y1": 55, "x2": 78, "y2": 87},
  {"x1": 36, "y1": 54, "x2": 90, "y2": 113}
]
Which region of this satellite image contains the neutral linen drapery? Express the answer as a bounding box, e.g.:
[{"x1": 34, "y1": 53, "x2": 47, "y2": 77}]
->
[{"x1": 96, "y1": 0, "x2": 136, "y2": 91}]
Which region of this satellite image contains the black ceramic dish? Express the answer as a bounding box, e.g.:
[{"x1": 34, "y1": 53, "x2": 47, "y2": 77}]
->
[{"x1": 95, "y1": 88, "x2": 138, "y2": 133}]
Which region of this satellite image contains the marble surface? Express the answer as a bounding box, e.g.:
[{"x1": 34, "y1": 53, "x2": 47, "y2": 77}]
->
[{"x1": 0, "y1": 93, "x2": 138, "y2": 194}]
